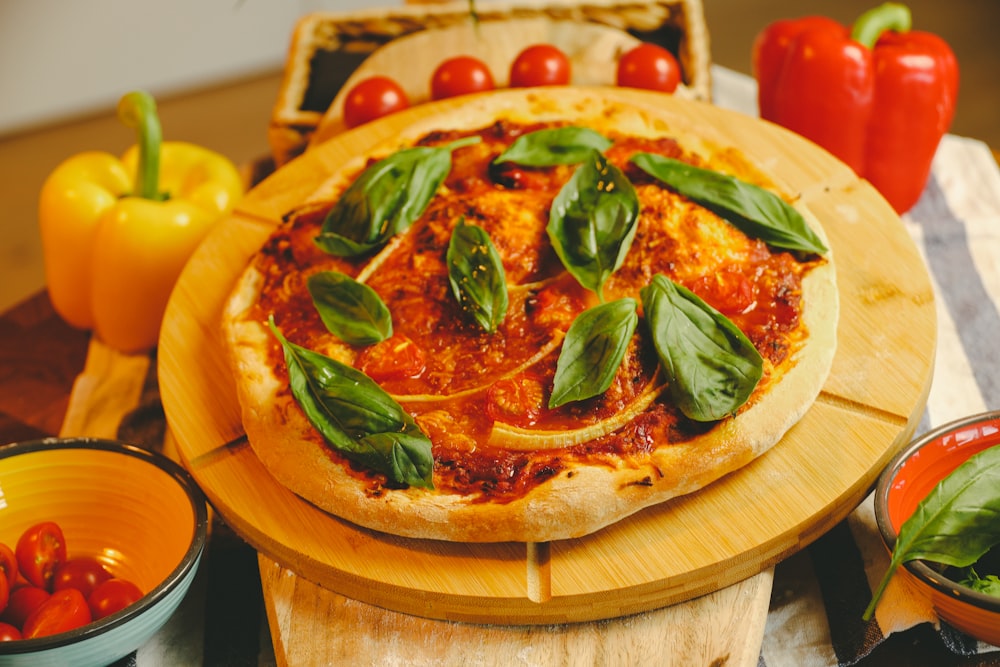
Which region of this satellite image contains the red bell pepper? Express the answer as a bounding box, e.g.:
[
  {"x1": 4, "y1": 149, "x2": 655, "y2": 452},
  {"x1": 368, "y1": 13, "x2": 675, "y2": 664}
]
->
[{"x1": 752, "y1": 2, "x2": 958, "y2": 214}]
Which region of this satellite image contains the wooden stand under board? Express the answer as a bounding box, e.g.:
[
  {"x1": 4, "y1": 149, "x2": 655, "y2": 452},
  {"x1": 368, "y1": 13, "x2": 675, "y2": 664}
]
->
[
  {"x1": 257, "y1": 554, "x2": 773, "y2": 665},
  {"x1": 158, "y1": 88, "x2": 935, "y2": 663}
]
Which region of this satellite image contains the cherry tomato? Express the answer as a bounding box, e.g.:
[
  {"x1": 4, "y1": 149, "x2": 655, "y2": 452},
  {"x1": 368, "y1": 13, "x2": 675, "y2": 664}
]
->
[
  {"x1": 528, "y1": 280, "x2": 589, "y2": 330},
  {"x1": 0, "y1": 575, "x2": 7, "y2": 616},
  {"x1": 0, "y1": 622, "x2": 21, "y2": 642},
  {"x1": 690, "y1": 270, "x2": 756, "y2": 316},
  {"x1": 22, "y1": 588, "x2": 91, "y2": 639},
  {"x1": 357, "y1": 334, "x2": 427, "y2": 383},
  {"x1": 88, "y1": 578, "x2": 143, "y2": 621},
  {"x1": 342, "y1": 76, "x2": 410, "y2": 129},
  {"x1": 616, "y1": 43, "x2": 682, "y2": 93},
  {"x1": 0, "y1": 544, "x2": 16, "y2": 591},
  {"x1": 0, "y1": 585, "x2": 49, "y2": 629},
  {"x1": 53, "y1": 557, "x2": 112, "y2": 599},
  {"x1": 487, "y1": 160, "x2": 554, "y2": 190},
  {"x1": 430, "y1": 56, "x2": 495, "y2": 100},
  {"x1": 486, "y1": 375, "x2": 546, "y2": 427},
  {"x1": 15, "y1": 521, "x2": 67, "y2": 591},
  {"x1": 509, "y1": 44, "x2": 571, "y2": 87}
]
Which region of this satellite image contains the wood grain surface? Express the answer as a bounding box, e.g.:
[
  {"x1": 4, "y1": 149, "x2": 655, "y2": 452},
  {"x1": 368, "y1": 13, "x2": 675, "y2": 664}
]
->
[
  {"x1": 258, "y1": 553, "x2": 772, "y2": 667},
  {"x1": 158, "y1": 87, "x2": 935, "y2": 626},
  {"x1": 0, "y1": 292, "x2": 90, "y2": 442}
]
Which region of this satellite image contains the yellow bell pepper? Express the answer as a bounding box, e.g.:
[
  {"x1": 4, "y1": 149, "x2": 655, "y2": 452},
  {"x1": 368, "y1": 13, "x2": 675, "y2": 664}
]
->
[{"x1": 39, "y1": 90, "x2": 243, "y2": 353}]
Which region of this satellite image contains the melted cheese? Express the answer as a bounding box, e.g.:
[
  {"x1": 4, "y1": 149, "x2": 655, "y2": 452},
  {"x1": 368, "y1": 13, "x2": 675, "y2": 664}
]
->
[{"x1": 262, "y1": 120, "x2": 821, "y2": 499}]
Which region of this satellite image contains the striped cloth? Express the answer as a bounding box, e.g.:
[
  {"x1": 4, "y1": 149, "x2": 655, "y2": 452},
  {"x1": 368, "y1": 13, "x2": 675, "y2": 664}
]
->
[{"x1": 711, "y1": 68, "x2": 1000, "y2": 666}]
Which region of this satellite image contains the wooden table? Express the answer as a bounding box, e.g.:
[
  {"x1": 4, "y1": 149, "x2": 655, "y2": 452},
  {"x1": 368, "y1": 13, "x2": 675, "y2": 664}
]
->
[
  {"x1": 259, "y1": 559, "x2": 773, "y2": 665},
  {"x1": 0, "y1": 292, "x2": 89, "y2": 443}
]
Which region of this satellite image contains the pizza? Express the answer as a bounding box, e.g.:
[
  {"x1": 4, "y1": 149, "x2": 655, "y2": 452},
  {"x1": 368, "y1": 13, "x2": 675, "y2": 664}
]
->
[{"x1": 222, "y1": 88, "x2": 838, "y2": 543}]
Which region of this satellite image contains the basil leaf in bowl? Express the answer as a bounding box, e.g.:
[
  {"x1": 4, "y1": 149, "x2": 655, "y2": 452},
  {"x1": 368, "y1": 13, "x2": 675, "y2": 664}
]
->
[{"x1": 865, "y1": 443, "x2": 1000, "y2": 620}]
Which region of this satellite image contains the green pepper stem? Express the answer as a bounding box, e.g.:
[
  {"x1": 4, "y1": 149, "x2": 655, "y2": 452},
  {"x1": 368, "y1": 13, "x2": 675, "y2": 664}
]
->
[
  {"x1": 851, "y1": 2, "x2": 912, "y2": 49},
  {"x1": 117, "y1": 90, "x2": 164, "y2": 201}
]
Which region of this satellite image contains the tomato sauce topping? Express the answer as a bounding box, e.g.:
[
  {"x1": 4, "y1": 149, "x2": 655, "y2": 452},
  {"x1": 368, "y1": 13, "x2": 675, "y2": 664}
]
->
[{"x1": 261, "y1": 120, "x2": 824, "y2": 501}]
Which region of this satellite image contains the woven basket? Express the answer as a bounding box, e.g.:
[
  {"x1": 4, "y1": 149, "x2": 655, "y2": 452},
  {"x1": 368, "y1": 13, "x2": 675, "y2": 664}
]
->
[{"x1": 268, "y1": 0, "x2": 711, "y2": 166}]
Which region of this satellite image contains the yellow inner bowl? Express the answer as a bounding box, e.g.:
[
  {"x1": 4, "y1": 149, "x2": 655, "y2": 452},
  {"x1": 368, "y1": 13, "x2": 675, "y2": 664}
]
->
[{"x1": 0, "y1": 446, "x2": 195, "y2": 593}]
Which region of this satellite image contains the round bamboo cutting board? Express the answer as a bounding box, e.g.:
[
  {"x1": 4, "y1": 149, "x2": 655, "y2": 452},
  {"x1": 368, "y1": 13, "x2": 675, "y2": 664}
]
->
[{"x1": 158, "y1": 87, "x2": 935, "y2": 625}]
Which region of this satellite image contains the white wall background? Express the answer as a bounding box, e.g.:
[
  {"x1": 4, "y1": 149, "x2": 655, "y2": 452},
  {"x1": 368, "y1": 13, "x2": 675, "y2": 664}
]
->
[{"x1": 0, "y1": 0, "x2": 377, "y2": 136}]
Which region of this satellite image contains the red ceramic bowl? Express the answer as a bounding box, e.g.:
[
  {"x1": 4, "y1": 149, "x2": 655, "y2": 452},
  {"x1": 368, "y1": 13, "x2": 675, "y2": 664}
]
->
[{"x1": 874, "y1": 411, "x2": 1000, "y2": 646}]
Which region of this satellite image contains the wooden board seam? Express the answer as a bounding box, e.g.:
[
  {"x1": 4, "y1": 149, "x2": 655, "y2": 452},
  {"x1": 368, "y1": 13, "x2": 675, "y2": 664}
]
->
[{"x1": 816, "y1": 390, "x2": 913, "y2": 427}]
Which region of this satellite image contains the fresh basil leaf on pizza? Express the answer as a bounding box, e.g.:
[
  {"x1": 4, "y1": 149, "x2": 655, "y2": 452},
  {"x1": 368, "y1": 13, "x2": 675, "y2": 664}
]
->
[{"x1": 446, "y1": 217, "x2": 509, "y2": 333}]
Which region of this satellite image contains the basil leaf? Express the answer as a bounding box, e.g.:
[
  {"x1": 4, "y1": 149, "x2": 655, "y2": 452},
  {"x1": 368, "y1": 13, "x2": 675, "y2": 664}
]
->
[
  {"x1": 447, "y1": 217, "x2": 508, "y2": 333},
  {"x1": 549, "y1": 298, "x2": 638, "y2": 408},
  {"x1": 316, "y1": 136, "x2": 481, "y2": 257},
  {"x1": 307, "y1": 271, "x2": 392, "y2": 345},
  {"x1": 639, "y1": 275, "x2": 763, "y2": 422},
  {"x1": 631, "y1": 152, "x2": 828, "y2": 255},
  {"x1": 548, "y1": 150, "x2": 640, "y2": 300},
  {"x1": 315, "y1": 158, "x2": 405, "y2": 257},
  {"x1": 864, "y1": 444, "x2": 1000, "y2": 619},
  {"x1": 356, "y1": 430, "x2": 434, "y2": 490},
  {"x1": 494, "y1": 126, "x2": 613, "y2": 167},
  {"x1": 960, "y1": 568, "x2": 1000, "y2": 597},
  {"x1": 268, "y1": 317, "x2": 434, "y2": 488}
]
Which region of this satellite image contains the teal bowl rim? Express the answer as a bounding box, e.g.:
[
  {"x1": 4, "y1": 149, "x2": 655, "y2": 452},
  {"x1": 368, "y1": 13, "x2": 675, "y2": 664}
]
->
[
  {"x1": 873, "y1": 410, "x2": 1000, "y2": 616},
  {"x1": 0, "y1": 436, "x2": 208, "y2": 655}
]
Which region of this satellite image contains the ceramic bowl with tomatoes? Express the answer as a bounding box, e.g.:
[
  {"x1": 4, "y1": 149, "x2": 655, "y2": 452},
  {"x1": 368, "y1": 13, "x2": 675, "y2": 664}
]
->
[
  {"x1": 0, "y1": 438, "x2": 207, "y2": 666},
  {"x1": 873, "y1": 411, "x2": 1000, "y2": 646}
]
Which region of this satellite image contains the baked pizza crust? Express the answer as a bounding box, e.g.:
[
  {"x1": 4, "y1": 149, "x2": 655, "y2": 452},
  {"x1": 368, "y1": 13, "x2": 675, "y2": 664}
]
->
[{"x1": 224, "y1": 88, "x2": 838, "y2": 543}]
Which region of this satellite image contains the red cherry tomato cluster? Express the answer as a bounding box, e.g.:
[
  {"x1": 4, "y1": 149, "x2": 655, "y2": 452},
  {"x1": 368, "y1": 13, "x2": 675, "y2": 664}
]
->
[
  {"x1": 0, "y1": 522, "x2": 144, "y2": 642},
  {"x1": 341, "y1": 42, "x2": 682, "y2": 127}
]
